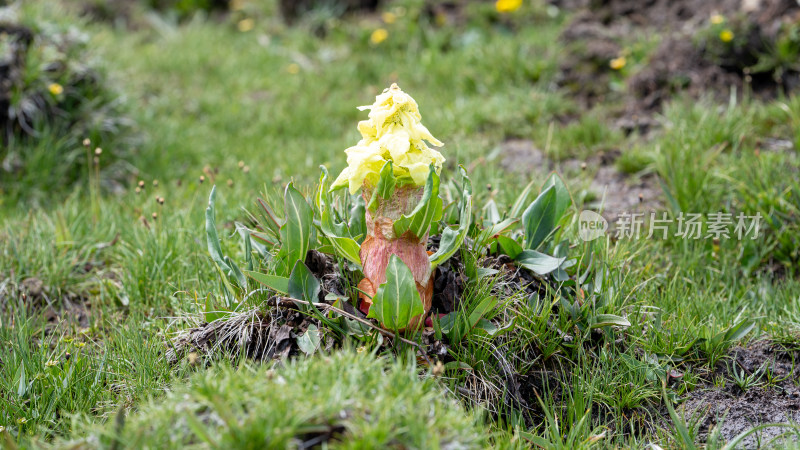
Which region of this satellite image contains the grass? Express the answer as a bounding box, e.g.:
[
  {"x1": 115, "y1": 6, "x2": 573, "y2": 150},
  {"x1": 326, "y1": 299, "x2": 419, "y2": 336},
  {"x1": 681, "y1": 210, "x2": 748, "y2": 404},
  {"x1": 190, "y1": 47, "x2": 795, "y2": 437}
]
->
[{"x1": 2, "y1": 0, "x2": 800, "y2": 447}]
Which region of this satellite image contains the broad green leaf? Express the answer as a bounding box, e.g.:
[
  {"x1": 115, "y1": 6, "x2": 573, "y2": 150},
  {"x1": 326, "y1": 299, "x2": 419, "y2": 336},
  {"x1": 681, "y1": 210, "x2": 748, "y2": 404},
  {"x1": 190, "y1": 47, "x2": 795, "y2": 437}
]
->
[
  {"x1": 297, "y1": 324, "x2": 321, "y2": 355},
  {"x1": 205, "y1": 187, "x2": 247, "y2": 288},
  {"x1": 244, "y1": 271, "x2": 289, "y2": 294},
  {"x1": 349, "y1": 195, "x2": 367, "y2": 243},
  {"x1": 366, "y1": 255, "x2": 424, "y2": 331},
  {"x1": 590, "y1": 314, "x2": 631, "y2": 329},
  {"x1": 723, "y1": 319, "x2": 756, "y2": 343},
  {"x1": 277, "y1": 183, "x2": 313, "y2": 276},
  {"x1": 474, "y1": 217, "x2": 518, "y2": 251},
  {"x1": 429, "y1": 167, "x2": 473, "y2": 270},
  {"x1": 541, "y1": 172, "x2": 573, "y2": 223},
  {"x1": 316, "y1": 167, "x2": 362, "y2": 268},
  {"x1": 393, "y1": 165, "x2": 443, "y2": 241},
  {"x1": 323, "y1": 234, "x2": 362, "y2": 268},
  {"x1": 515, "y1": 249, "x2": 564, "y2": 275},
  {"x1": 367, "y1": 160, "x2": 396, "y2": 211},
  {"x1": 522, "y1": 185, "x2": 557, "y2": 250},
  {"x1": 288, "y1": 261, "x2": 320, "y2": 303},
  {"x1": 496, "y1": 235, "x2": 523, "y2": 259}
]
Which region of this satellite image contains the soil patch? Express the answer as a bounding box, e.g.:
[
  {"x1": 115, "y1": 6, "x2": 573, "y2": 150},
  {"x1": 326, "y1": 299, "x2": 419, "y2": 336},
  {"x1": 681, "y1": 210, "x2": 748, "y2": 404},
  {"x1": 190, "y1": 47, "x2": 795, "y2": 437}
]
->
[
  {"x1": 678, "y1": 340, "x2": 800, "y2": 447},
  {"x1": 555, "y1": 0, "x2": 800, "y2": 115},
  {"x1": 499, "y1": 139, "x2": 663, "y2": 226}
]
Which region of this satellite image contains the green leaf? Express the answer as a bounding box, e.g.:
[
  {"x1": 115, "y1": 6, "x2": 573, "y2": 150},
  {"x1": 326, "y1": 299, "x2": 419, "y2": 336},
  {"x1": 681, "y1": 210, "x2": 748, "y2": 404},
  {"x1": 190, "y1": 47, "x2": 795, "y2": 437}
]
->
[
  {"x1": 15, "y1": 363, "x2": 26, "y2": 398},
  {"x1": 541, "y1": 172, "x2": 573, "y2": 223},
  {"x1": 393, "y1": 165, "x2": 443, "y2": 241},
  {"x1": 297, "y1": 324, "x2": 321, "y2": 355},
  {"x1": 367, "y1": 160, "x2": 396, "y2": 212},
  {"x1": 429, "y1": 167, "x2": 473, "y2": 270},
  {"x1": 288, "y1": 261, "x2": 320, "y2": 303},
  {"x1": 723, "y1": 319, "x2": 756, "y2": 343},
  {"x1": 205, "y1": 186, "x2": 227, "y2": 271},
  {"x1": 496, "y1": 235, "x2": 523, "y2": 259},
  {"x1": 515, "y1": 249, "x2": 564, "y2": 275},
  {"x1": 522, "y1": 185, "x2": 557, "y2": 251},
  {"x1": 366, "y1": 255, "x2": 424, "y2": 331},
  {"x1": 277, "y1": 183, "x2": 314, "y2": 276},
  {"x1": 244, "y1": 271, "x2": 289, "y2": 294},
  {"x1": 440, "y1": 295, "x2": 497, "y2": 343},
  {"x1": 590, "y1": 314, "x2": 631, "y2": 329},
  {"x1": 473, "y1": 217, "x2": 517, "y2": 252},
  {"x1": 317, "y1": 167, "x2": 362, "y2": 268},
  {"x1": 349, "y1": 196, "x2": 367, "y2": 243},
  {"x1": 509, "y1": 178, "x2": 537, "y2": 219},
  {"x1": 324, "y1": 235, "x2": 362, "y2": 268}
]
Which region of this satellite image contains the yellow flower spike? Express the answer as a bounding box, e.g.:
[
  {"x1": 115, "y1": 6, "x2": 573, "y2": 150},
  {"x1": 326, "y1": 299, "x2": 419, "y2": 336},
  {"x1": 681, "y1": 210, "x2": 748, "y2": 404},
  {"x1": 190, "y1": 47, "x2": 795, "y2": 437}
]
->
[
  {"x1": 370, "y1": 28, "x2": 389, "y2": 45},
  {"x1": 496, "y1": 0, "x2": 522, "y2": 13},
  {"x1": 287, "y1": 63, "x2": 300, "y2": 74},
  {"x1": 720, "y1": 29, "x2": 734, "y2": 42},
  {"x1": 332, "y1": 84, "x2": 445, "y2": 194},
  {"x1": 610, "y1": 56, "x2": 627, "y2": 70},
  {"x1": 710, "y1": 14, "x2": 724, "y2": 25},
  {"x1": 48, "y1": 83, "x2": 63, "y2": 96}
]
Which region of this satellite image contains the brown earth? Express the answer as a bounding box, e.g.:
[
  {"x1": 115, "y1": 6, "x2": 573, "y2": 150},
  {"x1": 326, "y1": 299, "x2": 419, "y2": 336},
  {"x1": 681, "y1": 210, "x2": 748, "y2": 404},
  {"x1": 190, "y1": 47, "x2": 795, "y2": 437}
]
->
[
  {"x1": 678, "y1": 340, "x2": 800, "y2": 447},
  {"x1": 499, "y1": 139, "x2": 663, "y2": 227},
  {"x1": 555, "y1": 0, "x2": 800, "y2": 116}
]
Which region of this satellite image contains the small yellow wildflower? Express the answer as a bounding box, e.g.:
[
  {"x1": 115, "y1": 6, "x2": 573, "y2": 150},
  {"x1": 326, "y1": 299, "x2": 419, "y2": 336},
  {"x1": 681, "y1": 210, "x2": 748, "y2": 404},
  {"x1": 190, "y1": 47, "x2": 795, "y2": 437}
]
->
[
  {"x1": 48, "y1": 83, "x2": 63, "y2": 96},
  {"x1": 381, "y1": 11, "x2": 396, "y2": 24},
  {"x1": 230, "y1": 0, "x2": 245, "y2": 11},
  {"x1": 370, "y1": 28, "x2": 388, "y2": 45},
  {"x1": 609, "y1": 56, "x2": 627, "y2": 70},
  {"x1": 45, "y1": 360, "x2": 59, "y2": 367},
  {"x1": 496, "y1": 0, "x2": 523, "y2": 13},
  {"x1": 720, "y1": 29, "x2": 734, "y2": 42},
  {"x1": 237, "y1": 18, "x2": 254, "y2": 32},
  {"x1": 710, "y1": 14, "x2": 724, "y2": 25},
  {"x1": 286, "y1": 63, "x2": 300, "y2": 75},
  {"x1": 74, "y1": 342, "x2": 86, "y2": 348},
  {"x1": 16, "y1": 418, "x2": 27, "y2": 425}
]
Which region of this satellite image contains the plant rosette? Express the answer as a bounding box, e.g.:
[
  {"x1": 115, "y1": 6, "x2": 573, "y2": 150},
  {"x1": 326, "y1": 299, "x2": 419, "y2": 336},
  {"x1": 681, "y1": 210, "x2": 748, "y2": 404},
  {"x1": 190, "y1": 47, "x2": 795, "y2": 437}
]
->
[{"x1": 329, "y1": 84, "x2": 465, "y2": 331}]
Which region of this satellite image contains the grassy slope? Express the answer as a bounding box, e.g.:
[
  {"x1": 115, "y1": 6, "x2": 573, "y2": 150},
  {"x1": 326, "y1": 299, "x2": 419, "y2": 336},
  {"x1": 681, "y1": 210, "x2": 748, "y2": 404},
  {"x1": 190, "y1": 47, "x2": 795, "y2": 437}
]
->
[{"x1": 1, "y1": 0, "x2": 800, "y2": 447}]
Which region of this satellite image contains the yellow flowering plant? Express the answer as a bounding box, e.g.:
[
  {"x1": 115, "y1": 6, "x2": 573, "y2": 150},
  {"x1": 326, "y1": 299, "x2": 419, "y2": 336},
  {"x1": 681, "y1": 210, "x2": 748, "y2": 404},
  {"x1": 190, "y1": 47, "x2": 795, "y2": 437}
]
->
[
  {"x1": 326, "y1": 84, "x2": 470, "y2": 330},
  {"x1": 205, "y1": 84, "x2": 472, "y2": 332}
]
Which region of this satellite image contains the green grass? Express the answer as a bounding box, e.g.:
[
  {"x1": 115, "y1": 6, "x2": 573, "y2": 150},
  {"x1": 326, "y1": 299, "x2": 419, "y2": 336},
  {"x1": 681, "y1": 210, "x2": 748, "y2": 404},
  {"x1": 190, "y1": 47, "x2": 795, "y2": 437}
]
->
[
  {"x1": 50, "y1": 350, "x2": 493, "y2": 449},
  {"x1": 2, "y1": 0, "x2": 800, "y2": 448}
]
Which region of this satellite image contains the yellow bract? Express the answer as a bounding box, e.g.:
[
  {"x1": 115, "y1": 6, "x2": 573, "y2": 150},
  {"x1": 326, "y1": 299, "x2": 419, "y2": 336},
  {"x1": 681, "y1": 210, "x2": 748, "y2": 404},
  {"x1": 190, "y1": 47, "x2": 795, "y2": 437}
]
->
[{"x1": 332, "y1": 84, "x2": 445, "y2": 194}]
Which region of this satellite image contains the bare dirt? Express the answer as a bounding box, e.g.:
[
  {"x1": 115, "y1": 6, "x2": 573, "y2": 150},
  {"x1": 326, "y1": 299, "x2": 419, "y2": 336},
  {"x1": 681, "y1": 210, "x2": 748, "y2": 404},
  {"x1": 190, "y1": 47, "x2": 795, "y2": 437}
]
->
[
  {"x1": 555, "y1": 0, "x2": 800, "y2": 116},
  {"x1": 499, "y1": 139, "x2": 663, "y2": 226},
  {"x1": 678, "y1": 340, "x2": 800, "y2": 447}
]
